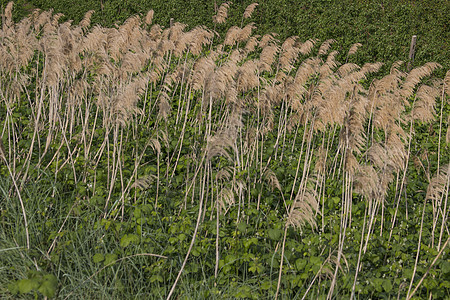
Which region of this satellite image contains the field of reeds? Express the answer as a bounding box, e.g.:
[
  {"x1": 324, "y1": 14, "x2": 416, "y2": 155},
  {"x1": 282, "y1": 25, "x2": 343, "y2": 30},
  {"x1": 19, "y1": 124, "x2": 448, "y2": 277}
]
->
[{"x1": 0, "y1": 2, "x2": 449, "y2": 299}]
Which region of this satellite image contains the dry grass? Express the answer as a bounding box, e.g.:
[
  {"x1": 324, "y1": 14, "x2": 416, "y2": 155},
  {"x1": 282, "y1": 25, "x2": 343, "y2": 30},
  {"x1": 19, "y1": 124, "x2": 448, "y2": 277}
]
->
[{"x1": 0, "y1": 2, "x2": 448, "y2": 299}]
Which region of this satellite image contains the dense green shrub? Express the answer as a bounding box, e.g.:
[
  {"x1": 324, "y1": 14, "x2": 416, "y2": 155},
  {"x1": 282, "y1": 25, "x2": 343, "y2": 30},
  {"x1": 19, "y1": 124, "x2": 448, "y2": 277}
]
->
[{"x1": 4, "y1": 0, "x2": 449, "y2": 74}]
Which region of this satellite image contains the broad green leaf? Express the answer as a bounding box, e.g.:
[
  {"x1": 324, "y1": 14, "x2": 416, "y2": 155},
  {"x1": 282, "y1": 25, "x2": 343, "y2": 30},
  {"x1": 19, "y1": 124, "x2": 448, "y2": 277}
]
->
[
  {"x1": 295, "y1": 258, "x2": 307, "y2": 271},
  {"x1": 150, "y1": 274, "x2": 163, "y2": 283},
  {"x1": 268, "y1": 228, "x2": 281, "y2": 240},
  {"x1": 38, "y1": 275, "x2": 58, "y2": 298},
  {"x1": 177, "y1": 233, "x2": 186, "y2": 241},
  {"x1": 441, "y1": 261, "x2": 450, "y2": 274},
  {"x1": 373, "y1": 278, "x2": 384, "y2": 292},
  {"x1": 7, "y1": 282, "x2": 19, "y2": 295},
  {"x1": 237, "y1": 222, "x2": 247, "y2": 232},
  {"x1": 383, "y1": 279, "x2": 392, "y2": 292},
  {"x1": 104, "y1": 253, "x2": 118, "y2": 266},
  {"x1": 93, "y1": 253, "x2": 105, "y2": 263},
  {"x1": 261, "y1": 280, "x2": 272, "y2": 290},
  {"x1": 133, "y1": 208, "x2": 142, "y2": 218},
  {"x1": 120, "y1": 234, "x2": 139, "y2": 248},
  {"x1": 192, "y1": 247, "x2": 201, "y2": 257},
  {"x1": 18, "y1": 278, "x2": 38, "y2": 294}
]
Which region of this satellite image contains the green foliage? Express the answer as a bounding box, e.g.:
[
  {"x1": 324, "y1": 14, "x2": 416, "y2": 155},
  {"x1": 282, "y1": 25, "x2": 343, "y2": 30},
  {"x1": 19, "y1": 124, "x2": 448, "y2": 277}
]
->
[
  {"x1": 8, "y1": 270, "x2": 57, "y2": 298},
  {"x1": 5, "y1": 0, "x2": 448, "y2": 75}
]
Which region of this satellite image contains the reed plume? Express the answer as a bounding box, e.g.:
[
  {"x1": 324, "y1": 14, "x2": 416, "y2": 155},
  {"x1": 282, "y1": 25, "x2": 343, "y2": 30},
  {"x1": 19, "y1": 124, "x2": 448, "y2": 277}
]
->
[
  {"x1": 347, "y1": 42, "x2": 362, "y2": 57},
  {"x1": 213, "y1": 1, "x2": 232, "y2": 24},
  {"x1": 144, "y1": 9, "x2": 154, "y2": 25},
  {"x1": 243, "y1": 3, "x2": 258, "y2": 19}
]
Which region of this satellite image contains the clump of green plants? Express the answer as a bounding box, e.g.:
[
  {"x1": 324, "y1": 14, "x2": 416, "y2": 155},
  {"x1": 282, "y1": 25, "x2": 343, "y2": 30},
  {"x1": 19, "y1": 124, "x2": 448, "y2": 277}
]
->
[{"x1": 0, "y1": 1, "x2": 449, "y2": 299}]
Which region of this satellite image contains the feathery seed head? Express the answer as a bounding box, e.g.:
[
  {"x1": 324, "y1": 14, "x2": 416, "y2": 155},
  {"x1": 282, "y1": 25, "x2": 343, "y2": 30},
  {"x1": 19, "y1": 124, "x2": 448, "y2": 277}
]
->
[
  {"x1": 238, "y1": 22, "x2": 255, "y2": 43},
  {"x1": 4, "y1": 2, "x2": 13, "y2": 27},
  {"x1": 411, "y1": 85, "x2": 440, "y2": 123},
  {"x1": 299, "y1": 38, "x2": 317, "y2": 55},
  {"x1": 79, "y1": 10, "x2": 95, "y2": 29},
  {"x1": 347, "y1": 43, "x2": 362, "y2": 56},
  {"x1": 443, "y1": 70, "x2": 450, "y2": 97},
  {"x1": 286, "y1": 181, "x2": 318, "y2": 230},
  {"x1": 145, "y1": 10, "x2": 154, "y2": 25},
  {"x1": 224, "y1": 26, "x2": 241, "y2": 45},
  {"x1": 243, "y1": 3, "x2": 258, "y2": 19},
  {"x1": 213, "y1": 1, "x2": 232, "y2": 24},
  {"x1": 259, "y1": 33, "x2": 278, "y2": 49},
  {"x1": 318, "y1": 39, "x2": 336, "y2": 56}
]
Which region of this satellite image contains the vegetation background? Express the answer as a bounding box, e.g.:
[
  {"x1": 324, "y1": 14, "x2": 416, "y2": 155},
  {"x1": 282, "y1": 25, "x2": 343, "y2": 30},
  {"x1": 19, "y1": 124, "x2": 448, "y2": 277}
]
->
[
  {"x1": 5, "y1": 0, "x2": 450, "y2": 75},
  {"x1": 0, "y1": 0, "x2": 449, "y2": 299}
]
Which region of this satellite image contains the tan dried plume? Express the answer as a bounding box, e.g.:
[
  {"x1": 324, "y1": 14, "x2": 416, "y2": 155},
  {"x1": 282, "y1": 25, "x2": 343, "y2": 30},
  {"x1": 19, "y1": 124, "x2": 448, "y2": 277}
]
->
[
  {"x1": 244, "y1": 36, "x2": 259, "y2": 53},
  {"x1": 319, "y1": 50, "x2": 340, "y2": 78},
  {"x1": 294, "y1": 57, "x2": 320, "y2": 87},
  {"x1": 314, "y1": 147, "x2": 327, "y2": 174},
  {"x1": 347, "y1": 43, "x2": 362, "y2": 56},
  {"x1": 213, "y1": 1, "x2": 232, "y2": 24},
  {"x1": 318, "y1": 39, "x2": 336, "y2": 56},
  {"x1": 236, "y1": 60, "x2": 259, "y2": 92},
  {"x1": 343, "y1": 151, "x2": 359, "y2": 175},
  {"x1": 299, "y1": 38, "x2": 317, "y2": 55},
  {"x1": 15, "y1": 18, "x2": 38, "y2": 68},
  {"x1": 149, "y1": 24, "x2": 162, "y2": 40},
  {"x1": 206, "y1": 59, "x2": 238, "y2": 102},
  {"x1": 340, "y1": 89, "x2": 369, "y2": 155},
  {"x1": 206, "y1": 113, "x2": 242, "y2": 162},
  {"x1": 354, "y1": 165, "x2": 381, "y2": 201},
  {"x1": 259, "y1": 44, "x2": 279, "y2": 72},
  {"x1": 264, "y1": 168, "x2": 282, "y2": 192},
  {"x1": 313, "y1": 77, "x2": 350, "y2": 131},
  {"x1": 0, "y1": 138, "x2": 5, "y2": 162},
  {"x1": 218, "y1": 187, "x2": 235, "y2": 209},
  {"x1": 51, "y1": 13, "x2": 64, "y2": 26},
  {"x1": 132, "y1": 175, "x2": 156, "y2": 190},
  {"x1": 259, "y1": 33, "x2": 278, "y2": 49},
  {"x1": 279, "y1": 36, "x2": 300, "y2": 71},
  {"x1": 386, "y1": 131, "x2": 408, "y2": 170},
  {"x1": 337, "y1": 63, "x2": 360, "y2": 78},
  {"x1": 411, "y1": 84, "x2": 440, "y2": 123},
  {"x1": 341, "y1": 62, "x2": 382, "y2": 86},
  {"x1": 224, "y1": 25, "x2": 241, "y2": 45},
  {"x1": 390, "y1": 60, "x2": 405, "y2": 76},
  {"x1": 33, "y1": 9, "x2": 52, "y2": 31},
  {"x1": 368, "y1": 129, "x2": 407, "y2": 174},
  {"x1": 186, "y1": 26, "x2": 214, "y2": 56},
  {"x1": 286, "y1": 180, "x2": 319, "y2": 229},
  {"x1": 280, "y1": 36, "x2": 298, "y2": 52},
  {"x1": 444, "y1": 70, "x2": 450, "y2": 97},
  {"x1": 426, "y1": 164, "x2": 449, "y2": 202},
  {"x1": 121, "y1": 51, "x2": 146, "y2": 76},
  {"x1": 4, "y1": 2, "x2": 13, "y2": 28},
  {"x1": 215, "y1": 166, "x2": 234, "y2": 182},
  {"x1": 243, "y1": 3, "x2": 258, "y2": 19},
  {"x1": 286, "y1": 58, "x2": 320, "y2": 106},
  {"x1": 446, "y1": 116, "x2": 450, "y2": 143},
  {"x1": 400, "y1": 62, "x2": 442, "y2": 98},
  {"x1": 190, "y1": 56, "x2": 216, "y2": 91},
  {"x1": 145, "y1": 9, "x2": 154, "y2": 25},
  {"x1": 238, "y1": 22, "x2": 255, "y2": 43},
  {"x1": 79, "y1": 10, "x2": 95, "y2": 29},
  {"x1": 112, "y1": 76, "x2": 148, "y2": 123},
  {"x1": 367, "y1": 143, "x2": 389, "y2": 170},
  {"x1": 168, "y1": 22, "x2": 187, "y2": 42}
]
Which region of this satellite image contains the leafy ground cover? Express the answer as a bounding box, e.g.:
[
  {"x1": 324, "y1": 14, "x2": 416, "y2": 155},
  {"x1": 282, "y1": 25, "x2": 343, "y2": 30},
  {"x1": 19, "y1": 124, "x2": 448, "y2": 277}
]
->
[
  {"x1": 5, "y1": 0, "x2": 449, "y2": 76},
  {"x1": 0, "y1": 2, "x2": 449, "y2": 299}
]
